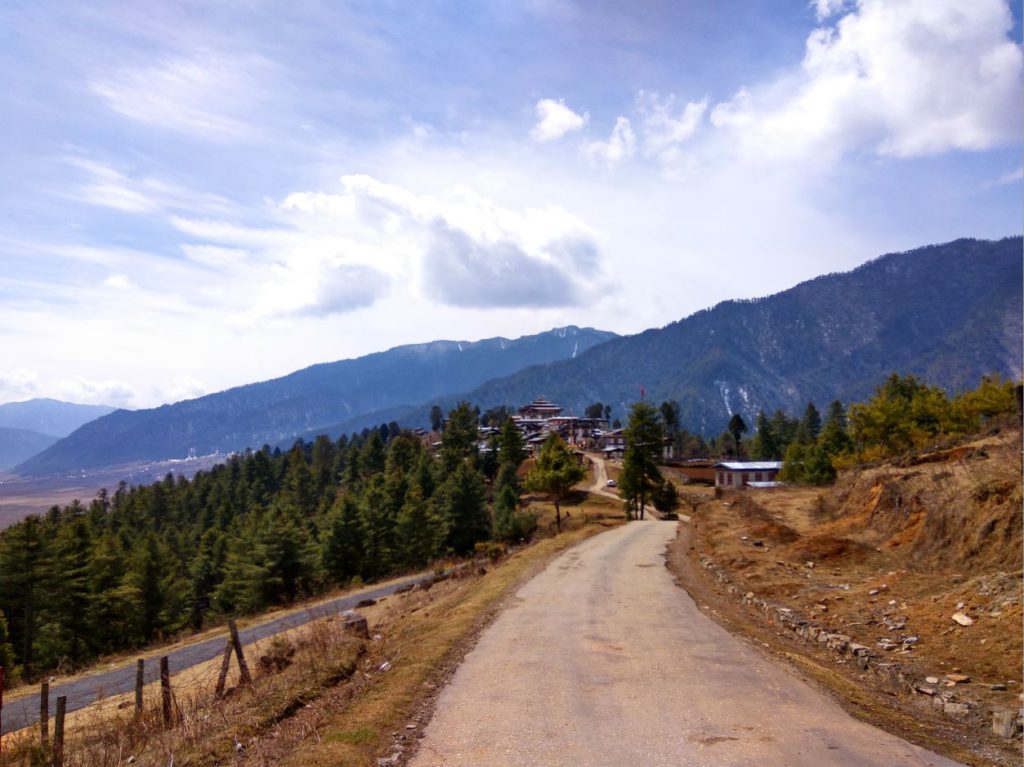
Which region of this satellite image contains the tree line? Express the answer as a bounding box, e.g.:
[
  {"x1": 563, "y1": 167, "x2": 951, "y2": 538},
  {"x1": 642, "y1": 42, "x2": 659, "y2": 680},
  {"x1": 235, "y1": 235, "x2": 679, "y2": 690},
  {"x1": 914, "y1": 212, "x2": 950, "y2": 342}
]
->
[{"x1": 0, "y1": 403, "x2": 544, "y2": 683}]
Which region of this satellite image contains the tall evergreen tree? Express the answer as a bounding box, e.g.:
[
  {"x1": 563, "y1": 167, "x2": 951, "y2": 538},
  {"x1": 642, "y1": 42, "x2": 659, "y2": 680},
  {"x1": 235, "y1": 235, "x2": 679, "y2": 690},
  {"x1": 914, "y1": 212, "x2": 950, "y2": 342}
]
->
[
  {"x1": 727, "y1": 414, "x2": 748, "y2": 457},
  {"x1": 438, "y1": 462, "x2": 490, "y2": 554},
  {"x1": 620, "y1": 402, "x2": 664, "y2": 520}
]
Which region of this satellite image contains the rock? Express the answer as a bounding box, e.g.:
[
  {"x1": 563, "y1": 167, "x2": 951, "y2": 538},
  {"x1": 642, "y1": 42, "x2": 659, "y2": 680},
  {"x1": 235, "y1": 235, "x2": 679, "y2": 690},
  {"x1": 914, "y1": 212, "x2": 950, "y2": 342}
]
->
[
  {"x1": 902, "y1": 636, "x2": 919, "y2": 645},
  {"x1": 914, "y1": 685, "x2": 936, "y2": 696},
  {"x1": 951, "y1": 612, "x2": 974, "y2": 627},
  {"x1": 956, "y1": 601, "x2": 964, "y2": 609},
  {"x1": 925, "y1": 676, "x2": 939, "y2": 684},
  {"x1": 378, "y1": 756, "x2": 401, "y2": 767},
  {"x1": 943, "y1": 702, "x2": 970, "y2": 717},
  {"x1": 987, "y1": 683, "x2": 1008, "y2": 691},
  {"x1": 869, "y1": 588, "x2": 879, "y2": 596},
  {"x1": 342, "y1": 611, "x2": 370, "y2": 638},
  {"x1": 379, "y1": 660, "x2": 392, "y2": 672},
  {"x1": 945, "y1": 674, "x2": 971, "y2": 684},
  {"x1": 805, "y1": 561, "x2": 815, "y2": 568},
  {"x1": 357, "y1": 597, "x2": 378, "y2": 607},
  {"x1": 814, "y1": 603, "x2": 828, "y2": 612},
  {"x1": 993, "y1": 711, "x2": 1016, "y2": 738}
]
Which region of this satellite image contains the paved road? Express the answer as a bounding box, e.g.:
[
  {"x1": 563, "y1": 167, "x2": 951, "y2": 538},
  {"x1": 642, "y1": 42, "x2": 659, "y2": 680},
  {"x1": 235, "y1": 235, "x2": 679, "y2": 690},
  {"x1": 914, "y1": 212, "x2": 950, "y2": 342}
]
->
[
  {"x1": 0, "y1": 574, "x2": 427, "y2": 735},
  {"x1": 410, "y1": 520, "x2": 962, "y2": 767},
  {"x1": 584, "y1": 453, "x2": 622, "y2": 503}
]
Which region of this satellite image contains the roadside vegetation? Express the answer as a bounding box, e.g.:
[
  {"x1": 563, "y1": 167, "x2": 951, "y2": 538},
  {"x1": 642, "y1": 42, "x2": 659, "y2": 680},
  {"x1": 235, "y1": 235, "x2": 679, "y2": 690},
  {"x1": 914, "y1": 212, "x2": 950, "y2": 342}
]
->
[{"x1": 0, "y1": 403, "x2": 546, "y2": 685}]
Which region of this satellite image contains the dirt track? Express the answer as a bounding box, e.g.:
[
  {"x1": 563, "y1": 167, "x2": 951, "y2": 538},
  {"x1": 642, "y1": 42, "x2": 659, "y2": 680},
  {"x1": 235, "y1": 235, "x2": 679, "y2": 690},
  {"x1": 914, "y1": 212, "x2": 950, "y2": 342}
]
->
[{"x1": 409, "y1": 518, "x2": 962, "y2": 767}]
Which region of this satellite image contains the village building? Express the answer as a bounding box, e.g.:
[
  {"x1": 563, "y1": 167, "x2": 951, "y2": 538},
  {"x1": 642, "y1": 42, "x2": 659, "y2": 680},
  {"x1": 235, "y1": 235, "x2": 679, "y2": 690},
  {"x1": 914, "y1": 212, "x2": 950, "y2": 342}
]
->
[
  {"x1": 714, "y1": 461, "x2": 783, "y2": 488},
  {"x1": 518, "y1": 397, "x2": 563, "y2": 420}
]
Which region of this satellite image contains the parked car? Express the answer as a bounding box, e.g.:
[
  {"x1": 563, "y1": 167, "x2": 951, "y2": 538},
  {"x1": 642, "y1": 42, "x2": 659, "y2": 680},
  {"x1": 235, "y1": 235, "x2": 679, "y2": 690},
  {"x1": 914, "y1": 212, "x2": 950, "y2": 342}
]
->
[{"x1": 606, "y1": 479, "x2": 617, "y2": 487}]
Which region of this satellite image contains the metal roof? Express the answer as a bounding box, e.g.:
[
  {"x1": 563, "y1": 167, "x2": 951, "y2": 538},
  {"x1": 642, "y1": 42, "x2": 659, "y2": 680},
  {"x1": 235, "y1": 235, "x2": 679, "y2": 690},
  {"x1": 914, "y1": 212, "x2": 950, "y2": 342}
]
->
[{"x1": 714, "y1": 461, "x2": 783, "y2": 471}]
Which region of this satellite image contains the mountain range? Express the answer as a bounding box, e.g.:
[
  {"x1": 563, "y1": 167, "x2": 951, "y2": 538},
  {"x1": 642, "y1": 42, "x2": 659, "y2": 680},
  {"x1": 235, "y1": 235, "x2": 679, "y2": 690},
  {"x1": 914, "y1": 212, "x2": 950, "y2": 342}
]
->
[
  {"x1": 17, "y1": 326, "x2": 616, "y2": 474},
  {"x1": 0, "y1": 399, "x2": 116, "y2": 469},
  {"x1": 439, "y1": 236, "x2": 1022, "y2": 431},
  {"x1": 14, "y1": 236, "x2": 1023, "y2": 476}
]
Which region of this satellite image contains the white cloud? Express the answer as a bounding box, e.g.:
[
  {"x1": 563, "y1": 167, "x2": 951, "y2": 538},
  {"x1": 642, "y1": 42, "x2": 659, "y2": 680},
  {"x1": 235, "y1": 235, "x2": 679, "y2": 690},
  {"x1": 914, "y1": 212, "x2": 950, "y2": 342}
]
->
[
  {"x1": 584, "y1": 117, "x2": 636, "y2": 165},
  {"x1": 180, "y1": 244, "x2": 252, "y2": 271},
  {"x1": 102, "y1": 274, "x2": 136, "y2": 290},
  {"x1": 531, "y1": 98, "x2": 588, "y2": 142},
  {"x1": 711, "y1": 0, "x2": 1023, "y2": 161},
  {"x1": 637, "y1": 92, "x2": 707, "y2": 155},
  {"x1": 66, "y1": 157, "x2": 235, "y2": 215},
  {"x1": 0, "y1": 368, "x2": 137, "y2": 408},
  {"x1": 89, "y1": 52, "x2": 270, "y2": 140},
  {"x1": 279, "y1": 174, "x2": 606, "y2": 309},
  {"x1": 812, "y1": 0, "x2": 850, "y2": 21},
  {"x1": 988, "y1": 165, "x2": 1024, "y2": 186}
]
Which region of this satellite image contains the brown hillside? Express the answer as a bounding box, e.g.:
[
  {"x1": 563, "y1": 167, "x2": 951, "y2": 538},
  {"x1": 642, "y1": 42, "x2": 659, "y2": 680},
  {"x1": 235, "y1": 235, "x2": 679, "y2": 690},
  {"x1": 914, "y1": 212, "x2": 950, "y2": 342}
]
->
[
  {"x1": 812, "y1": 427, "x2": 1022, "y2": 572},
  {"x1": 679, "y1": 422, "x2": 1023, "y2": 766}
]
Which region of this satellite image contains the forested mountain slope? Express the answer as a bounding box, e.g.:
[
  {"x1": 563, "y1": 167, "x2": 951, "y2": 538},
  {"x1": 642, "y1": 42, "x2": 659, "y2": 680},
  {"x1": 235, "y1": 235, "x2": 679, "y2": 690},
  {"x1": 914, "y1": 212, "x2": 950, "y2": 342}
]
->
[
  {"x1": 18, "y1": 326, "x2": 616, "y2": 474},
  {"x1": 412, "y1": 237, "x2": 1022, "y2": 433}
]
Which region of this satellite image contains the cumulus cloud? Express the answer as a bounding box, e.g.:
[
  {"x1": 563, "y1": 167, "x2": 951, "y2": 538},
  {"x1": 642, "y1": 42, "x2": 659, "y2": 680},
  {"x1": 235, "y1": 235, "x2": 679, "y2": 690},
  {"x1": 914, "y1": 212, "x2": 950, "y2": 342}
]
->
[
  {"x1": 281, "y1": 174, "x2": 605, "y2": 309},
  {"x1": 301, "y1": 263, "x2": 391, "y2": 316},
  {"x1": 531, "y1": 98, "x2": 588, "y2": 142},
  {"x1": 711, "y1": 0, "x2": 1023, "y2": 161},
  {"x1": 585, "y1": 117, "x2": 636, "y2": 165},
  {"x1": 423, "y1": 225, "x2": 585, "y2": 308}
]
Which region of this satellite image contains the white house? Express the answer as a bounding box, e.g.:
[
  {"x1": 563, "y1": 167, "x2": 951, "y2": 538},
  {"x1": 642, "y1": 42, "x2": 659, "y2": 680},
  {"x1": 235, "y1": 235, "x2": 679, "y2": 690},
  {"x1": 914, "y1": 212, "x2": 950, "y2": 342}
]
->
[{"x1": 714, "y1": 461, "x2": 783, "y2": 488}]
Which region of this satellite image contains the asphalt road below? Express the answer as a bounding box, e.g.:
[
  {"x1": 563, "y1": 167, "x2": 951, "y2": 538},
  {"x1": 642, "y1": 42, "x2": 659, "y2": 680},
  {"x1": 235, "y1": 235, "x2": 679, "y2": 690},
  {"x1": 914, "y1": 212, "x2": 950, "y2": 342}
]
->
[
  {"x1": 0, "y1": 573, "x2": 427, "y2": 735},
  {"x1": 410, "y1": 519, "x2": 963, "y2": 767}
]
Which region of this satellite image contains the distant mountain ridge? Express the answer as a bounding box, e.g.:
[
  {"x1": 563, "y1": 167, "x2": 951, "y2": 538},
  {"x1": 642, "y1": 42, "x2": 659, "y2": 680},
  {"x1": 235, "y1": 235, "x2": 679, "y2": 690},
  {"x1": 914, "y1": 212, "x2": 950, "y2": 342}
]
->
[
  {"x1": 434, "y1": 237, "x2": 1022, "y2": 432},
  {"x1": 0, "y1": 427, "x2": 58, "y2": 470},
  {"x1": 18, "y1": 326, "x2": 617, "y2": 474},
  {"x1": 0, "y1": 398, "x2": 116, "y2": 437}
]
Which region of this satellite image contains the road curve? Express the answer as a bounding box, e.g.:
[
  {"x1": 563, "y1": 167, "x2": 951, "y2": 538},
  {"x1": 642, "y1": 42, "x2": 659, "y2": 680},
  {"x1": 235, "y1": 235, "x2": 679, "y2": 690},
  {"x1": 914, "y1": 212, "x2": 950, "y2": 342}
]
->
[
  {"x1": 410, "y1": 520, "x2": 962, "y2": 767},
  {"x1": 0, "y1": 573, "x2": 428, "y2": 735}
]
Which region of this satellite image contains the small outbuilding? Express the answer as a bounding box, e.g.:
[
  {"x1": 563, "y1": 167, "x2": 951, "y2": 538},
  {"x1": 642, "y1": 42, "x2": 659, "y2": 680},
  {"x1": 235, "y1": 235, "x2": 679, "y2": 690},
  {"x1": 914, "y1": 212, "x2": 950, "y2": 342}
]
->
[{"x1": 714, "y1": 461, "x2": 783, "y2": 488}]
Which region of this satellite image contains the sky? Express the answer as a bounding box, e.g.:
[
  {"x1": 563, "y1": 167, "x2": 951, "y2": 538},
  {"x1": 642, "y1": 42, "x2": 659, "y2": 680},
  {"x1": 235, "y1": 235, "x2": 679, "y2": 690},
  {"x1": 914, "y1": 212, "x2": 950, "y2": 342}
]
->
[{"x1": 1, "y1": 0, "x2": 1021, "y2": 409}]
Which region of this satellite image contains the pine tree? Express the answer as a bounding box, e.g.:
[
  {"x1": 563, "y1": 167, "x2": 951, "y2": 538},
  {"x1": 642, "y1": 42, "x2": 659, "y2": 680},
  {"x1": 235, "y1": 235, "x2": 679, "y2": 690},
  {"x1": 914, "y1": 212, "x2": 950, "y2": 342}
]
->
[
  {"x1": 727, "y1": 414, "x2": 748, "y2": 457},
  {"x1": 441, "y1": 402, "x2": 479, "y2": 472},
  {"x1": 0, "y1": 608, "x2": 14, "y2": 685},
  {"x1": 620, "y1": 402, "x2": 664, "y2": 520},
  {"x1": 396, "y1": 486, "x2": 444, "y2": 569},
  {"x1": 525, "y1": 433, "x2": 586, "y2": 530},
  {"x1": 0, "y1": 515, "x2": 47, "y2": 673},
  {"x1": 438, "y1": 462, "x2": 490, "y2": 554},
  {"x1": 321, "y1": 495, "x2": 364, "y2": 584}
]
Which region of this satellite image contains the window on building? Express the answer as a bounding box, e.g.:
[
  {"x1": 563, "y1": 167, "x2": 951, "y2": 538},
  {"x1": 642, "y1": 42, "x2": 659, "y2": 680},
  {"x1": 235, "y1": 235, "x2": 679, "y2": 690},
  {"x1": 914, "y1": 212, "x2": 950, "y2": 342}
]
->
[{"x1": 755, "y1": 473, "x2": 762, "y2": 482}]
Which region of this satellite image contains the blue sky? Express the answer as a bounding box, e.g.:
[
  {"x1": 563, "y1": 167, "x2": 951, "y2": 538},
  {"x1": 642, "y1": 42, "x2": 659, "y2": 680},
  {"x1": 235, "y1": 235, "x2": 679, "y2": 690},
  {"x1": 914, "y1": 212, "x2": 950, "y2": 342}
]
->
[{"x1": 1, "y1": 0, "x2": 1021, "y2": 408}]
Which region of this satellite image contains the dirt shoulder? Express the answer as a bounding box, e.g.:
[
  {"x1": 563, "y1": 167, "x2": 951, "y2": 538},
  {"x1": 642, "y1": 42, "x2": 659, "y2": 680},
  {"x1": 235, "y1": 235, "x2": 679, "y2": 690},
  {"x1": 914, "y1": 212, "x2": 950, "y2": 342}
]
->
[{"x1": 665, "y1": 430, "x2": 1023, "y2": 767}]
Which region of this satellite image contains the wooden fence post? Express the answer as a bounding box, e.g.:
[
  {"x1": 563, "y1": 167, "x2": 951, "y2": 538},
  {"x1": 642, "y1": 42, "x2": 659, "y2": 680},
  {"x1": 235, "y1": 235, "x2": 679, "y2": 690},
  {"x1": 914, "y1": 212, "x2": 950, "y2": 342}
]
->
[
  {"x1": 135, "y1": 659, "x2": 145, "y2": 715},
  {"x1": 52, "y1": 696, "x2": 66, "y2": 767},
  {"x1": 227, "y1": 620, "x2": 252, "y2": 686},
  {"x1": 214, "y1": 640, "x2": 233, "y2": 698},
  {"x1": 159, "y1": 656, "x2": 172, "y2": 727},
  {"x1": 40, "y1": 680, "x2": 49, "y2": 747}
]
